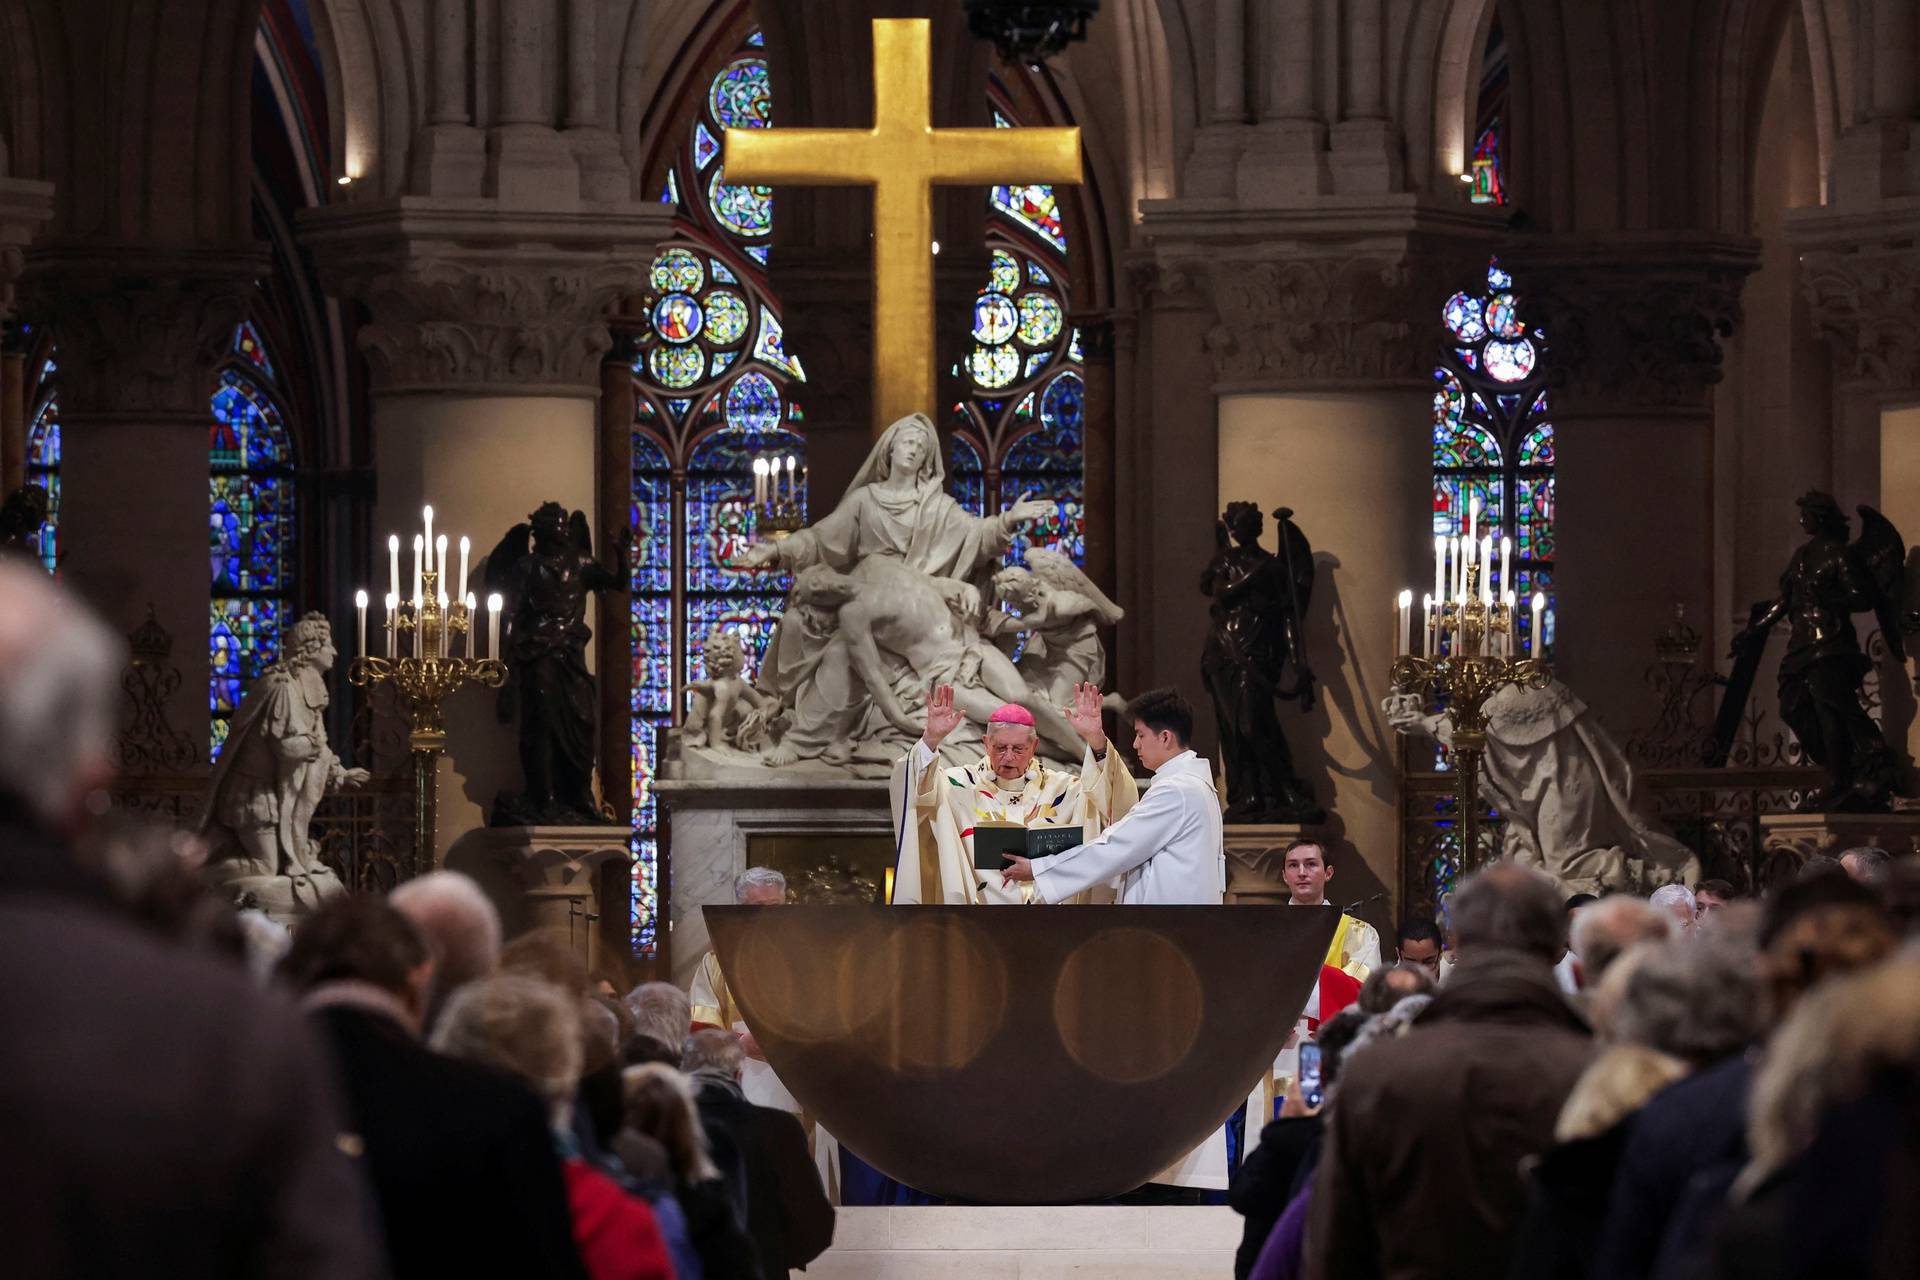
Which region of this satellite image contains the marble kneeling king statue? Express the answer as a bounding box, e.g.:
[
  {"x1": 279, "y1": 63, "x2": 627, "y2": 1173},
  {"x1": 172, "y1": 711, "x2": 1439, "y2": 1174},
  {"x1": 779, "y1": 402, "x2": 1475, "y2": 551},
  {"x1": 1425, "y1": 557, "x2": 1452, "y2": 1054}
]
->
[
  {"x1": 199, "y1": 612, "x2": 367, "y2": 921},
  {"x1": 1385, "y1": 679, "x2": 1699, "y2": 894}
]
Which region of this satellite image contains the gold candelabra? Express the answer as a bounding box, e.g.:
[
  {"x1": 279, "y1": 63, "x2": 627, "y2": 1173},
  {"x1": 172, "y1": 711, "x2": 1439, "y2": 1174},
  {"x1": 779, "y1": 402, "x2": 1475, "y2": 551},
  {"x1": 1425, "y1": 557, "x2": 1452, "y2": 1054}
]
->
[
  {"x1": 348, "y1": 509, "x2": 508, "y2": 877},
  {"x1": 751, "y1": 453, "x2": 805, "y2": 538},
  {"x1": 1391, "y1": 555, "x2": 1551, "y2": 876}
]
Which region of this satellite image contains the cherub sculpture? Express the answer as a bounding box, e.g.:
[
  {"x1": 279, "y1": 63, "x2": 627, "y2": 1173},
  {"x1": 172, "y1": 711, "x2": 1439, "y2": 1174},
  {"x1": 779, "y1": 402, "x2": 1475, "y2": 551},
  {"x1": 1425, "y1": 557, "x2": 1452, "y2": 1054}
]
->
[
  {"x1": 199, "y1": 612, "x2": 368, "y2": 919},
  {"x1": 685, "y1": 628, "x2": 775, "y2": 753},
  {"x1": 989, "y1": 548, "x2": 1124, "y2": 705},
  {"x1": 484, "y1": 501, "x2": 628, "y2": 826}
]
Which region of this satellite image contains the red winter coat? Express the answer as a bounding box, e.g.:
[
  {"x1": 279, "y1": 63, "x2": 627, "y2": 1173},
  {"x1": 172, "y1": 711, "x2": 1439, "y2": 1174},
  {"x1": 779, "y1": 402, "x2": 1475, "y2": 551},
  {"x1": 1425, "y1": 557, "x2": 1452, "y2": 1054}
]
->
[{"x1": 563, "y1": 1159, "x2": 675, "y2": 1280}]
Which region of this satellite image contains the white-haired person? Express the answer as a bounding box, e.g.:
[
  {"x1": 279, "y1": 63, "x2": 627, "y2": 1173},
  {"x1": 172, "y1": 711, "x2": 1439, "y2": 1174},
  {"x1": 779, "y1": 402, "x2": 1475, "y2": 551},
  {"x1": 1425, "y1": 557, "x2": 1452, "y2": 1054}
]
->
[
  {"x1": 433, "y1": 975, "x2": 673, "y2": 1280},
  {"x1": 0, "y1": 561, "x2": 384, "y2": 1277},
  {"x1": 622, "y1": 1064, "x2": 760, "y2": 1280},
  {"x1": 390, "y1": 870, "x2": 502, "y2": 1028},
  {"x1": 1569, "y1": 894, "x2": 1679, "y2": 992},
  {"x1": 1649, "y1": 882, "x2": 1698, "y2": 937}
]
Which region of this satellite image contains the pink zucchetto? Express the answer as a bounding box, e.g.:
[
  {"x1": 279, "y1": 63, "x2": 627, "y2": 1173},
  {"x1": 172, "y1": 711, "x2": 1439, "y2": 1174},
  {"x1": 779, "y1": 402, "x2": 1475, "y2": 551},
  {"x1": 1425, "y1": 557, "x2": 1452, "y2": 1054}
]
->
[{"x1": 988, "y1": 703, "x2": 1036, "y2": 727}]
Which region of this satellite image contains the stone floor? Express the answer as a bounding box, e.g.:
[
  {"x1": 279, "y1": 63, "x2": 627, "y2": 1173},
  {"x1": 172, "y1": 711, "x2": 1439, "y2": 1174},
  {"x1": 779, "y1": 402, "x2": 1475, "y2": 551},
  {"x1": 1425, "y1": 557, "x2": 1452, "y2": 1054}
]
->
[{"x1": 804, "y1": 1205, "x2": 1240, "y2": 1278}]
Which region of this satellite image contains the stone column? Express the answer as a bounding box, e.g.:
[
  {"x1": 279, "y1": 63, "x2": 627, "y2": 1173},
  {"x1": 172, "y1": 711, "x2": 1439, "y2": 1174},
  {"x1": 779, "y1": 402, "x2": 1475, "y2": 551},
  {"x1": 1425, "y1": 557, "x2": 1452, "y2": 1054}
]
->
[
  {"x1": 300, "y1": 201, "x2": 670, "y2": 860},
  {"x1": 1513, "y1": 244, "x2": 1755, "y2": 736},
  {"x1": 1133, "y1": 228, "x2": 1471, "y2": 918},
  {"x1": 21, "y1": 250, "x2": 263, "y2": 751}
]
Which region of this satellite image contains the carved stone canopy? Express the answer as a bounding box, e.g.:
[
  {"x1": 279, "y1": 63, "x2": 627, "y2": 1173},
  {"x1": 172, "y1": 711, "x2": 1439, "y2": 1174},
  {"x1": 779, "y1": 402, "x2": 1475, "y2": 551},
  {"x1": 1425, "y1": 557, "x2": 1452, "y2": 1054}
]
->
[
  {"x1": 299, "y1": 199, "x2": 672, "y2": 396},
  {"x1": 1798, "y1": 240, "x2": 1920, "y2": 392}
]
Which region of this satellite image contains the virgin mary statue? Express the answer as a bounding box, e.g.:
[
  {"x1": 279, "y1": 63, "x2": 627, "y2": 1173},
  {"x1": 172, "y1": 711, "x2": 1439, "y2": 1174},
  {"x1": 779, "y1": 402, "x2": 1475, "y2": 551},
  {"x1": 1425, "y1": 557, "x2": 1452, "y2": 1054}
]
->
[{"x1": 743, "y1": 412, "x2": 1052, "y2": 759}]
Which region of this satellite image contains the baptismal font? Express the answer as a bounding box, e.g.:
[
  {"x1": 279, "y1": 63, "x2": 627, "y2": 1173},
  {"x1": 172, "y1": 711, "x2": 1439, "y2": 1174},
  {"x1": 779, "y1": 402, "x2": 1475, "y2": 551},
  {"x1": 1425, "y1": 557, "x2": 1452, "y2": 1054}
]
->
[
  {"x1": 349, "y1": 504, "x2": 508, "y2": 876},
  {"x1": 1391, "y1": 508, "x2": 1552, "y2": 873}
]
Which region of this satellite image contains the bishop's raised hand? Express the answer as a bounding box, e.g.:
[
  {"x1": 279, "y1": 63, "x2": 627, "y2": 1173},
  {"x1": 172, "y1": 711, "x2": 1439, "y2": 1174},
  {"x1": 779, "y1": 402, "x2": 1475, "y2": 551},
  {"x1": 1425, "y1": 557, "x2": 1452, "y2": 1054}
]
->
[
  {"x1": 1066, "y1": 681, "x2": 1107, "y2": 752},
  {"x1": 921, "y1": 683, "x2": 965, "y2": 751}
]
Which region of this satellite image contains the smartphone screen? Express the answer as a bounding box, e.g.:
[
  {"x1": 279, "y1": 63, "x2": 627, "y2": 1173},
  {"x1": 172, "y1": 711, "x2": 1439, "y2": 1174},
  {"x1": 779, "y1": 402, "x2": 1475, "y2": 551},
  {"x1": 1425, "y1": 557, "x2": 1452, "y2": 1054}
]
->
[{"x1": 1299, "y1": 1041, "x2": 1325, "y2": 1109}]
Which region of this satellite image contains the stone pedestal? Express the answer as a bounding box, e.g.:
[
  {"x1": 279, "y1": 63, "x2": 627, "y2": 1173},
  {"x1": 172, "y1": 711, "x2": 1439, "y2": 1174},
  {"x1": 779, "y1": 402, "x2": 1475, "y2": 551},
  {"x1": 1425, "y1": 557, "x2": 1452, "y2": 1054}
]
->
[
  {"x1": 656, "y1": 777, "x2": 894, "y2": 990},
  {"x1": 1758, "y1": 811, "x2": 1920, "y2": 883},
  {"x1": 1223, "y1": 823, "x2": 1329, "y2": 904},
  {"x1": 808, "y1": 1205, "x2": 1238, "y2": 1277},
  {"x1": 479, "y1": 825, "x2": 632, "y2": 972}
]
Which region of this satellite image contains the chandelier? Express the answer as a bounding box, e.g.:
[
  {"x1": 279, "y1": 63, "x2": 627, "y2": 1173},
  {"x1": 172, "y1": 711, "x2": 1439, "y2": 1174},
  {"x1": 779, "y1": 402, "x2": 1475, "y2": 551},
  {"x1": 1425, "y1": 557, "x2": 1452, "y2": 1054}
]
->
[{"x1": 964, "y1": 1, "x2": 1101, "y2": 64}]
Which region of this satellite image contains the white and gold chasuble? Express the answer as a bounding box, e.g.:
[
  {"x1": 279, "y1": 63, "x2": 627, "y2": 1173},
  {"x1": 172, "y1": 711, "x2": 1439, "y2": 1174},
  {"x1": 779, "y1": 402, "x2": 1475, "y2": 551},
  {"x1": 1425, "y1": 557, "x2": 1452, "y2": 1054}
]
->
[{"x1": 888, "y1": 740, "x2": 1137, "y2": 904}]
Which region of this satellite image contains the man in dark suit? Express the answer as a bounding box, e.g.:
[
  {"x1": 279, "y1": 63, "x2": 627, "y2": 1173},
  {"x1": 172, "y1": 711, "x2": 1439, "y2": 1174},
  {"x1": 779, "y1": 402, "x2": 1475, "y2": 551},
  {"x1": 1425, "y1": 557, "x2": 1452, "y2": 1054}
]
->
[
  {"x1": 685, "y1": 1028, "x2": 835, "y2": 1280},
  {"x1": 279, "y1": 894, "x2": 589, "y2": 1280},
  {"x1": 0, "y1": 561, "x2": 385, "y2": 1279}
]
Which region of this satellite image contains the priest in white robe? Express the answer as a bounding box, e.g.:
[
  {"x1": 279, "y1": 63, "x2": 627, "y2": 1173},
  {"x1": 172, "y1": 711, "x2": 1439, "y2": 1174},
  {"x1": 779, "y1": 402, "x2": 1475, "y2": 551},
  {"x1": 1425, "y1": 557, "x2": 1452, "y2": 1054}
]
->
[
  {"x1": 1003, "y1": 688, "x2": 1231, "y2": 1190},
  {"x1": 890, "y1": 682, "x2": 1136, "y2": 905}
]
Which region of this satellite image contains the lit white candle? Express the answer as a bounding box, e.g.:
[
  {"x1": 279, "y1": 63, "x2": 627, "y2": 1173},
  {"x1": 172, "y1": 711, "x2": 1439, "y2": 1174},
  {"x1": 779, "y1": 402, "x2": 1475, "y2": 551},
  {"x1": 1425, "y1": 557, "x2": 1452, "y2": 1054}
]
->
[
  {"x1": 457, "y1": 536, "x2": 471, "y2": 602},
  {"x1": 423, "y1": 505, "x2": 434, "y2": 565},
  {"x1": 1422, "y1": 593, "x2": 1435, "y2": 656},
  {"x1": 411, "y1": 534, "x2": 423, "y2": 606},
  {"x1": 488, "y1": 592, "x2": 503, "y2": 659},
  {"x1": 438, "y1": 592, "x2": 450, "y2": 657},
  {"x1": 1449, "y1": 536, "x2": 1462, "y2": 599},
  {"x1": 1531, "y1": 592, "x2": 1546, "y2": 654},
  {"x1": 384, "y1": 593, "x2": 397, "y2": 658},
  {"x1": 465, "y1": 593, "x2": 477, "y2": 658},
  {"x1": 435, "y1": 534, "x2": 448, "y2": 589},
  {"x1": 1481, "y1": 536, "x2": 1493, "y2": 605},
  {"x1": 753, "y1": 457, "x2": 767, "y2": 506},
  {"x1": 1433, "y1": 536, "x2": 1446, "y2": 606},
  {"x1": 1504, "y1": 591, "x2": 1518, "y2": 654},
  {"x1": 388, "y1": 534, "x2": 400, "y2": 602},
  {"x1": 355, "y1": 589, "x2": 368, "y2": 658},
  {"x1": 785, "y1": 454, "x2": 796, "y2": 503},
  {"x1": 1397, "y1": 589, "x2": 1413, "y2": 657},
  {"x1": 1500, "y1": 536, "x2": 1512, "y2": 595}
]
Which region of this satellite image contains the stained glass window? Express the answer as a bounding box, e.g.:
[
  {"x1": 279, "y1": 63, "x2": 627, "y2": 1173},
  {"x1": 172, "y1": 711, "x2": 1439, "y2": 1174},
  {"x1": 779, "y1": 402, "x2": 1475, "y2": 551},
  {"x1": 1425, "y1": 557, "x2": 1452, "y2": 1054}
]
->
[
  {"x1": 950, "y1": 93, "x2": 1084, "y2": 571},
  {"x1": 23, "y1": 354, "x2": 58, "y2": 573},
  {"x1": 629, "y1": 28, "x2": 808, "y2": 956},
  {"x1": 210, "y1": 321, "x2": 297, "y2": 759},
  {"x1": 1468, "y1": 16, "x2": 1508, "y2": 206},
  {"x1": 1433, "y1": 259, "x2": 1553, "y2": 653}
]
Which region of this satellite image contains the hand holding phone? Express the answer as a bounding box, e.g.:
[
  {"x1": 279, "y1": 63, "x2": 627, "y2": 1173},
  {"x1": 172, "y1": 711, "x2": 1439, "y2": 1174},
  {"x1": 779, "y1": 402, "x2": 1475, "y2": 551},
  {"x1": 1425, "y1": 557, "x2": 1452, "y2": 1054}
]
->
[{"x1": 1298, "y1": 1041, "x2": 1325, "y2": 1110}]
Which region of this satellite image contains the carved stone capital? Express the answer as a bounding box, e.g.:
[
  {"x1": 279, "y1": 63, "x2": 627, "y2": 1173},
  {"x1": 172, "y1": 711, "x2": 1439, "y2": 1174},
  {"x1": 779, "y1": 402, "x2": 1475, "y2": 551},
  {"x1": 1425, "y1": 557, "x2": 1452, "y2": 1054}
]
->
[
  {"x1": 299, "y1": 199, "x2": 672, "y2": 395},
  {"x1": 20, "y1": 246, "x2": 266, "y2": 420},
  {"x1": 0, "y1": 176, "x2": 55, "y2": 321},
  {"x1": 1507, "y1": 241, "x2": 1757, "y2": 414},
  {"x1": 1798, "y1": 243, "x2": 1920, "y2": 391},
  {"x1": 1196, "y1": 254, "x2": 1432, "y2": 388}
]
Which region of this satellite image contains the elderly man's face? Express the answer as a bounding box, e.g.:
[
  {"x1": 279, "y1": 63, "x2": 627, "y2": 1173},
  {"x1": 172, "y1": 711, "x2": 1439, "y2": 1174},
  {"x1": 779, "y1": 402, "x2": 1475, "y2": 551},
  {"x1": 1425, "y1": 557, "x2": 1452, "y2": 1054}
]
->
[
  {"x1": 739, "y1": 883, "x2": 786, "y2": 907},
  {"x1": 986, "y1": 726, "x2": 1037, "y2": 781}
]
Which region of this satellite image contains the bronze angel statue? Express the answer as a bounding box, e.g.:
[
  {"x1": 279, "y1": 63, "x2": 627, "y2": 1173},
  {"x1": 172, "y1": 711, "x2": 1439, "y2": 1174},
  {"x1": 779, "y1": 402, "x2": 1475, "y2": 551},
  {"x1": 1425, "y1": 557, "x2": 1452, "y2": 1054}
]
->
[
  {"x1": 1718, "y1": 491, "x2": 1912, "y2": 811},
  {"x1": 1199, "y1": 502, "x2": 1324, "y2": 823},
  {"x1": 989, "y1": 547, "x2": 1125, "y2": 705},
  {"x1": 484, "y1": 501, "x2": 628, "y2": 826}
]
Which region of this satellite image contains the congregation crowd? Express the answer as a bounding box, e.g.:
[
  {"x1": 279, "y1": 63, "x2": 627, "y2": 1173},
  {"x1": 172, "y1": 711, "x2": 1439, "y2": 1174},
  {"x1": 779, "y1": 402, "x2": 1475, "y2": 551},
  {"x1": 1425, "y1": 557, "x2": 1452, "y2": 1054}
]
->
[{"x1": 1231, "y1": 851, "x2": 1920, "y2": 1280}]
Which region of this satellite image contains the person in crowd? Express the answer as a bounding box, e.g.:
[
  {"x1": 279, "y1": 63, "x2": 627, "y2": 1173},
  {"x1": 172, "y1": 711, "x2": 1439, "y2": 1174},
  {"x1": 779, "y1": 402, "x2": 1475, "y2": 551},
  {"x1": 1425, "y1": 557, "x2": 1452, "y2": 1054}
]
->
[
  {"x1": 1356, "y1": 962, "x2": 1435, "y2": 1014},
  {"x1": 684, "y1": 1029, "x2": 835, "y2": 1280},
  {"x1": 1838, "y1": 845, "x2": 1890, "y2": 887},
  {"x1": 1710, "y1": 943, "x2": 1920, "y2": 1279},
  {"x1": 1392, "y1": 916, "x2": 1443, "y2": 981},
  {"x1": 624, "y1": 1063, "x2": 764, "y2": 1280},
  {"x1": 1568, "y1": 894, "x2": 1677, "y2": 992},
  {"x1": 390, "y1": 869, "x2": 502, "y2": 1026},
  {"x1": 279, "y1": 894, "x2": 587, "y2": 1279},
  {"x1": 1511, "y1": 926, "x2": 1764, "y2": 1279},
  {"x1": 1592, "y1": 871, "x2": 1896, "y2": 1280},
  {"x1": 1556, "y1": 894, "x2": 1599, "y2": 991},
  {"x1": 629, "y1": 981, "x2": 694, "y2": 1053},
  {"x1": 1232, "y1": 1010, "x2": 1369, "y2": 1280},
  {"x1": 0, "y1": 560, "x2": 385, "y2": 1277},
  {"x1": 1305, "y1": 865, "x2": 1591, "y2": 1280},
  {"x1": 1649, "y1": 882, "x2": 1698, "y2": 936},
  {"x1": 1694, "y1": 878, "x2": 1737, "y2": 919},
  {"x1": 433, "y1": 974, "x2": 675, "y2": 1280}
]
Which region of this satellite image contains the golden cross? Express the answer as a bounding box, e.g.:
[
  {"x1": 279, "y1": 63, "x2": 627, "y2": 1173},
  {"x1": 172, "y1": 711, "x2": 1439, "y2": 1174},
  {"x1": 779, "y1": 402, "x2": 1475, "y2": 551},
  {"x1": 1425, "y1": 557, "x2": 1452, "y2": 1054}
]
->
[{"x1": 724, "y1": 18, "x2": 1083, "y2": 437}]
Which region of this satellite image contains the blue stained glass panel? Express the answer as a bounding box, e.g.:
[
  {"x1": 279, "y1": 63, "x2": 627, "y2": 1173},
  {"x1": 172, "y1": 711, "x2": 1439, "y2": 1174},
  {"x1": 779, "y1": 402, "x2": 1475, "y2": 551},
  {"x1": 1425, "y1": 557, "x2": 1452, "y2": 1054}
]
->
[
  {"x1": 24, "y1": 397, "x2": 59, "y2": 573},
  {"x1": 694, "y1": 122, "x2": 721, "y2": 171},
  {"x1": 708, "y1": 58, "x2": 772, "y2": 131},
  {"x1": 209, "y1": 597, "x2": 284, "y2": 716},
  {"x1": 949, "y1": 433, "x2": 985, "y2": 516}
]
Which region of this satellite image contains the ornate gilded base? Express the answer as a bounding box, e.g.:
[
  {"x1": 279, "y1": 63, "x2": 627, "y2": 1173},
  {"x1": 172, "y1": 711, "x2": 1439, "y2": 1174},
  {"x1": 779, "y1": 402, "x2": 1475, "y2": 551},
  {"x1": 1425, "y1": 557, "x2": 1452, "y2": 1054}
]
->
[
  {"x1": 1224, "y1": 823, "x2": 1334, "y2": 904},
  {"x1": 1757, "y1": 812, "x2": 1920, "y2": 885}
]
